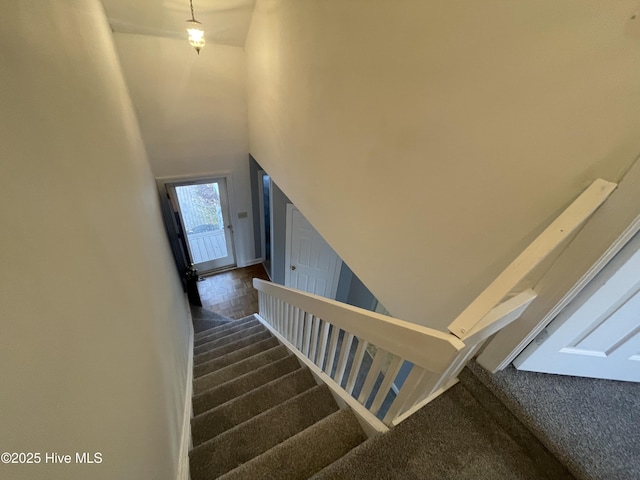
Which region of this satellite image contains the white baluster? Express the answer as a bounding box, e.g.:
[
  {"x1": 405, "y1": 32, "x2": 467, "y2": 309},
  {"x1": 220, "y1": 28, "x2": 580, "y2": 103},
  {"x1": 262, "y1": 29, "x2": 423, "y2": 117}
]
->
[
  {"x1": 345, "y1": 339, "x2": 368, "y2": 395},
  {"x1": 333, "y1": 333, "x2": 355, "y2": 386},
  {"x1": 283, "y1": 303, "x2": 291, "y2": 340},
  {"x1": 391, "y1": 369, "x2": 441, "y2": 422},
  {"x1": 324, "y1": 326, "x2": 340, "y2": 375},
  {"x1": 309, "y1": 316, "x2": 321, "y2": 362},
  {"x1": 357, "y1": 348, "x2": 387, "y2": 405},
  {"x1": 277, "y1": 299, "x2": 284, "y2": 332},
  {"x1": 370, "y1": 354, "x2": 403, "y2": 415},
  {"x1": 383, "y1": 365, "x2": 425, "y2": 425},
  {"x1": 302, "y1": 314, "x2": 314, "y2": 356},
  {"x1": 315, "y1": 321, "x2": 330, "y2": 369},
  {"x1": 274, "y1": 298, "x2": 280, "y2": 331},
  {"x1": 296, "y1": 311, "x2": 305, "y2": 350},
  {"x1": 291, "y1": 307, "x2": 300, "y2": 349}
]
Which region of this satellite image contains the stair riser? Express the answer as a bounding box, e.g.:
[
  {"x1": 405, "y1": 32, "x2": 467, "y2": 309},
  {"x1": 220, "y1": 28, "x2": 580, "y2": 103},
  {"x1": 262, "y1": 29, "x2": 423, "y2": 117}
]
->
[
  {"x1": 194, "y1": 320, "x2": 260, "y2": 349},
  {"x1": 194, "y1": 315, "x2": 256, "y2": 341},
  {"x1": 193, "y1": 345, "x2": 289, "y2": 395},
  {"x1": 194, "y1": 323, "x2": 264, "y2": 356},
  {"x1": 219, "y1": 410, "x2": 367, "y2": 480},
  {"x1": 189, "y1": 385, "x2": 339, "y2": 480},
  {"x1": 191, "y1": 367, "x2": 317, "y2": 446},
  {"x1": 194, "y1": 318, "x2": 260, "y2": 347},
  {"x1": 193, "y1": 337, "x2": 279, "y2": 378},
  {"x1": 193, "y1": 319, "x2": 231, "y2": 334},
  {"x1": 194, "y1": 330, "x2": 271, "y2": 366},
  {"x1": 192, "y1": 355, "x2": 300, "y2": 416}
]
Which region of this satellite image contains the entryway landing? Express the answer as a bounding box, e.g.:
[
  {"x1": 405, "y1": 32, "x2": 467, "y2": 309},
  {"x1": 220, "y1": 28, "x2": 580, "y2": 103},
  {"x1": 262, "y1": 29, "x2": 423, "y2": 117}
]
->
[{"x1": 197, "y1": 264, "x2": 270, "y2": 319}]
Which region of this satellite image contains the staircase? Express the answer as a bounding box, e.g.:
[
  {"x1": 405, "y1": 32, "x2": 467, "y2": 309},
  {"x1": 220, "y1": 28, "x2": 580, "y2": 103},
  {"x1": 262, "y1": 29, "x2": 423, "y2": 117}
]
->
[
  {"x1": 189, "y1": 315, "x2": 368, "y2": 480},
  {"x1": 184, "y1": 177, "x2": 626, "y2": 478},
  {"x1": 188, "y1": 310, "x2": 581, "y2": 480}
]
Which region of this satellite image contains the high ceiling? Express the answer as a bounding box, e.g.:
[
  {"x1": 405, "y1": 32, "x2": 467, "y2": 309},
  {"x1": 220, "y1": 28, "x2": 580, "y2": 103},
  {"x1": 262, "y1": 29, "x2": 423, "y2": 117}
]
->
[{"x1": 101, "y1": 0, "x2": 256, "y2": 47}]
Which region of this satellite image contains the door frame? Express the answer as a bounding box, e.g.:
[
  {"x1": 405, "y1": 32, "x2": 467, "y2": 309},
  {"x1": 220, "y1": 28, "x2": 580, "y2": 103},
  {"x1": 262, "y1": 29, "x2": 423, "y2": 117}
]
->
[
  {"x1": 478, "y1": 157, "x2": 640, "y2": 372},
  {"x1": 156, "y1": 172, "x2": 238, "y2": 276},
  {"x1": 257, "y1": 170, "x2": 267, "y2": 264},
  {"x1": 257, "y1": 170, "x2": 274, "y2": 279},
  {"x1": 284, "y1": 203, "x2": 342, "y2": 299},
  {"x1": 170, "y1": 178, "x2": 236, "y2": 273}
]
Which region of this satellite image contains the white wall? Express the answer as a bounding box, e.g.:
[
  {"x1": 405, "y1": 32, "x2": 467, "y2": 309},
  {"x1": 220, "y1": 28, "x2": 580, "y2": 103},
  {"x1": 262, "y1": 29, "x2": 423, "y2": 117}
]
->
[
  {"x1": 0, "y1": 1, "x2": 190, "y2": 478},
  {"x1": 113, "y1": 34, "x2": 256, "y2": 265},
  {"x1": 245, "y1": 0, "x2": 640, "y2": 330}
]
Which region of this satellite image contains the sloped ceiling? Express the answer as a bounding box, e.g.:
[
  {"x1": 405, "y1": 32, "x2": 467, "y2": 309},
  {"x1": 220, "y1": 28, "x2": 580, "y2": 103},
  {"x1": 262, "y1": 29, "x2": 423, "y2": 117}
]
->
[
  {"x1": 102, "y1": 0, "x2": 255, "y2": 47},
  {"x1": 245, "y1": 0, "x2": 640, "y2": 330}
]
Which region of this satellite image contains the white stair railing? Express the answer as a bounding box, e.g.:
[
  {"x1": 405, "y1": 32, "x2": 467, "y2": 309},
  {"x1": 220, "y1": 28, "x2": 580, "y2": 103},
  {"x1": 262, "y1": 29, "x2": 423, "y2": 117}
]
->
[
  {"x1": 254, "y1": 278, "x2": 467, "y2": 431},
  {"x1": 254, "y1": 279, "x2": 538, "y2": 432},
  {"x1": 253, "y1": 178, "x2": 616, "y2": 433}
]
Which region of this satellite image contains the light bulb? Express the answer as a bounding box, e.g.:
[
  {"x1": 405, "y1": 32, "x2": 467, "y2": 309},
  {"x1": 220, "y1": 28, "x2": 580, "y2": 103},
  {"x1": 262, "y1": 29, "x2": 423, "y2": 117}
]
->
[{"x1": 187, "y1": 20, "x2": 205, "y2": 54}]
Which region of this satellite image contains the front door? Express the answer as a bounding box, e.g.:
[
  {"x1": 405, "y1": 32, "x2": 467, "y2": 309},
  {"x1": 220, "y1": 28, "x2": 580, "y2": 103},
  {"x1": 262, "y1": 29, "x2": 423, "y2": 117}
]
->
[
  {"x1": 168, "y1": 178, "x2": 236, "y2": 274},
  {"x1": 515, "y1": 232, "x2": 640, "y2": 382},
  {"x1": 285, "y1": 205, "x2": 341, "y2": 299}
]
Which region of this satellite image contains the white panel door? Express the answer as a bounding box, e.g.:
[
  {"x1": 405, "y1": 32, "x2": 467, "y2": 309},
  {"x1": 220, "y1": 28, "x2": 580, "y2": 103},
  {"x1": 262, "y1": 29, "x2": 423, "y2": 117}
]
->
[
  {"x1": 285, "y1": 205, "x2": 341, "y2": 299},
  {"x1": 515, "y1": 233, "x2": 640, "y2": 382}
]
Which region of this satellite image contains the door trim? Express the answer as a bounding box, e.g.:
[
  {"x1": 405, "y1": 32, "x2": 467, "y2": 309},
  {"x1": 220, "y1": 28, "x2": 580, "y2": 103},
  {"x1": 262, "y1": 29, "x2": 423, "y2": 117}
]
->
[
  {"x1": 171, "y1": 178, "x2": 235, "y2": 273},
  {"x1": 513, "y1": 230, "x2": 640, "y2": 380},
  {"x1": 285, "y1": 203, "x2": 342, "y2": 299},
  {"x1": 156, "y1": 172, "x2": 238, "y2": 275},
  {"x1": 257, "y1": 170, "x2": 267, "y2": 264},
  {"x1": 256, "y1": 171, "x2": 273, "y2": 280}
]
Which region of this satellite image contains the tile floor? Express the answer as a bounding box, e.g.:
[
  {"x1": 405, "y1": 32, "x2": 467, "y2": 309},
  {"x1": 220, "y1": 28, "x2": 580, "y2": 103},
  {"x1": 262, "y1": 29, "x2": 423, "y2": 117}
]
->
[{"x1": 196, "y1": 264, "x2": 270, "y2": 319}]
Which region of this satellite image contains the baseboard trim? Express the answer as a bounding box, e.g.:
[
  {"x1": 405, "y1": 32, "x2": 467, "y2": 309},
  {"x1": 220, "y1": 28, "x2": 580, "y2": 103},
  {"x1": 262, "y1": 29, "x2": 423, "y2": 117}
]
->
[
  {"x1": 178, "y1": 294, "x2": 194, "y2": 480},
  {"x1": 238, "y1": 257, "x2": 265, "y2": 268}
]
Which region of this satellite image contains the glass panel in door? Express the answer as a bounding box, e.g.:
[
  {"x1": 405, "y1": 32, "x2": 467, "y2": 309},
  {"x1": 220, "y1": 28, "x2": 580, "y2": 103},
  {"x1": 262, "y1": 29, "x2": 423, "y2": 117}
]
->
[{"x1": 172, "y1": 179, "x2": 236, "y2": 273}]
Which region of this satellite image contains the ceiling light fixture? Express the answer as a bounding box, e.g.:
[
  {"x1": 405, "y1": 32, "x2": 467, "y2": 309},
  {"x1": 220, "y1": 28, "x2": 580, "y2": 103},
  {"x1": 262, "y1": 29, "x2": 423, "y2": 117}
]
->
[{"x1": 186, "y1": 0, "x2": 205, "y2": 54}]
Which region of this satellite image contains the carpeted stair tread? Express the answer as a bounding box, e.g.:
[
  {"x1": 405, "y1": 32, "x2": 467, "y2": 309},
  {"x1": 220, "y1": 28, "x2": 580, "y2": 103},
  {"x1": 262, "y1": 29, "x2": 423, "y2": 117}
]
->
[
  {"x1": 191, "y1": 306, "x2": 233, "y2": 334},
  {"x1": 457, "y1": 368, "x2": 574, "y2": 480},
  {"x1": 193, "y1": 355, "x2": 301, "y2": 415},
  {"x1": 195, "y1": 318, "x2": 261, "y2": 349},
  {"x1": 189, "y1": 385, "x2": 339, "y2": 480},
  {"x1": 193, "y1": 315, "x2": 256, "y2": 342},
  {"x1": 194, "y1": 323, "x2": 265, "y2": 356},
  {"x1": 194, "y1": 317, "x2": 259, "y2": 347},
  {"x1": 191, "y1": 305, "x2": 234, "y2": 322},
  {"x1": 311, "y1": 382, "x2": 574, "y2": 480},
  {"x1": 194, "y1": 336, "x2": 279, "y2": 378},
  {"x1": 192, "y1": 367, "x2": 317, "y2": 446},
  {"x1": 465, "y1": 361, "x2": 637, "y2": 480},
  {"x1": 194, "y1": 329, "x2": 271, "y2": 366},
  {"x1": 193, "y1": 317, "x2": 231, "y2": 334},
  {"x1": 195, "y1": 316, "x2": 260, "y2": 347},
  {"x1": 194, "y1": 344, "x2": 290, "y2": 395},
  {"x1": 219, "y1": 409, "x2": 367, "y2": 480},
  {"x1": 191, "y1": 305, "x2": 234, "y2": 328}
]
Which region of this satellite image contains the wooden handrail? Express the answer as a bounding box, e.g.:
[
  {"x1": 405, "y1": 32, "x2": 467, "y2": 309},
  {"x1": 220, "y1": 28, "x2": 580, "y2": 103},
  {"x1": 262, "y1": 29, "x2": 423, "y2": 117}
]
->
[
  {"x1": 447, "y1": 178, "x2": 616, "y2": 339},
  {"x1": 253, "y1": 278, "x2": 465, "y2": 374}
]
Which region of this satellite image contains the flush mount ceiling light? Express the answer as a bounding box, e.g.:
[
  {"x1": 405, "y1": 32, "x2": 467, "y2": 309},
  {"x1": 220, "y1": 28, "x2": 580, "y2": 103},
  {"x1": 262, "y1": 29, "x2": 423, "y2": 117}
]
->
[{"x1": 186, "y1": 0, "x2": 205, "y2": 54}]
